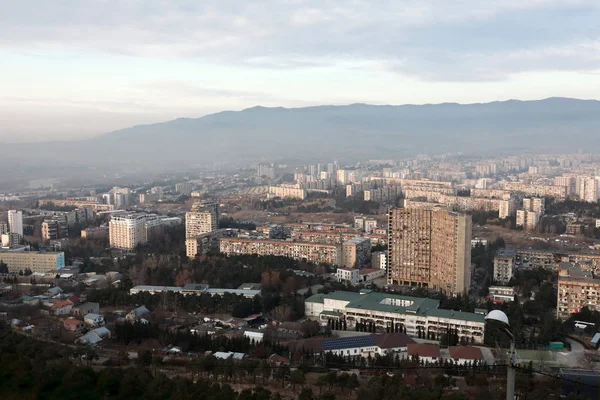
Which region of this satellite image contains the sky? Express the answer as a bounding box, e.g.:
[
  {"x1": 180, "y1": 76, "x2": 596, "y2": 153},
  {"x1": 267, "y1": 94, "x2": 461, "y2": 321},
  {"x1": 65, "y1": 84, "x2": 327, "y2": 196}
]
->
[{"x1": 1, "y1": 0, "x2": 600, "y2": 142}]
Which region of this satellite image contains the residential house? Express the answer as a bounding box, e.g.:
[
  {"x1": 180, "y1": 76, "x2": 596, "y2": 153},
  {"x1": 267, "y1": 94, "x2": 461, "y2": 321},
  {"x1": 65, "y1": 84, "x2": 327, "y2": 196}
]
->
[
  {"x1": 448, "y1": 346, "x2": 484, "y2": 365},
  {"x1": 126, "y1": 305, "x2": 150, "y2": 322},
  {"x1": 46, "y1": 287, "x2": 64, "y2": 297},
  {"x1": 407, "y1": 343, "x2": 441, "y2": 363},
  {"x1": 72, "y1": 302, "x2": 100, "y2": 316},
  {"x1": 77, "y1": 327, "x2": 111, "y2": 345},
  {"x1": 268, "y1": 353, "x2": 290, "y2": 366},
  {"x1": 84, "y1": 313, "x2": 105, "y2": 327},
  {"x1": 52, "y1": 300, "x2": 72, "y2": 316},
  {"x1": 63, "y1": 318, "x2": 85, "y2": 333}
]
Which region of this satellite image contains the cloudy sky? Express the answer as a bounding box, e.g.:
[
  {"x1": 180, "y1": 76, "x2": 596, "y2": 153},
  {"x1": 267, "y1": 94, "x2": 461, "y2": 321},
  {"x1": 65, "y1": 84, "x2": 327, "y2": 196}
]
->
[{"x1": 1, "y1": 0, "x2": 599, "y2": 142}]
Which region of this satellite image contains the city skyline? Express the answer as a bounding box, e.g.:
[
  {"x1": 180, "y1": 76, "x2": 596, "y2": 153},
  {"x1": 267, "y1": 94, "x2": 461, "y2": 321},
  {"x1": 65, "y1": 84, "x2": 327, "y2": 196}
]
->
[{"x1": 1, "y1": 0, "x2": 599, "y2": 141}]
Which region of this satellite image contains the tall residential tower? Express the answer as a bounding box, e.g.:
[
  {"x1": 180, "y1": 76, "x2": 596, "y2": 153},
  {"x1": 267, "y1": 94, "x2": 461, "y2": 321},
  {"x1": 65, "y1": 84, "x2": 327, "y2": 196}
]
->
[{"x1": 387, "y1": 208, "x2": 472, "y2": 295}]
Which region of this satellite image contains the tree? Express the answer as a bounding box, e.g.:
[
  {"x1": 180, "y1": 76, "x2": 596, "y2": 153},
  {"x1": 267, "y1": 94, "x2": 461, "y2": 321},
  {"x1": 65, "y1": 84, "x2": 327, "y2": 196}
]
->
[
  {"x1": 290, "y1": 369, "x2": 306, "y2": 392},
  {"x1": 0, "y1": 261, "x2": 8, "y2": 274},
  {"x1": 299, "y1": 387, "x2": 314, "y2": 400}
]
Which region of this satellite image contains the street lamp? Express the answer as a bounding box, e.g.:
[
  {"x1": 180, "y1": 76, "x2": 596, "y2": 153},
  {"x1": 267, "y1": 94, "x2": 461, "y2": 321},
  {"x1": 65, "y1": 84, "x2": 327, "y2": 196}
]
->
[{"x1": 485, "y1": 310, "x2": 516, "y2": 400}]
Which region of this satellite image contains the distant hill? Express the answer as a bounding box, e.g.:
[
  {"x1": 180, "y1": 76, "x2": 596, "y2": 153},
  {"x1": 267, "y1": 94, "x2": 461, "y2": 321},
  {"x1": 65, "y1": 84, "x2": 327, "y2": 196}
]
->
[{"x1": 3, "y1": 97, "x2": 600, "y2": 170}]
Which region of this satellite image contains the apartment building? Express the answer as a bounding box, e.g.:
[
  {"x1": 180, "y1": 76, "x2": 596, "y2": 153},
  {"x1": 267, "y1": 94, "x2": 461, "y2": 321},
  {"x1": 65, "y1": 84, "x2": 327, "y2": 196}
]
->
[
  {"x1": 340, "y1": 237, "x2": 371, "y2": 268},
  {"x1": 499, "y1": 200, "x2": 516, "y2": 219},
  {"x1": 109, "y1": 214, "x2": 148, "y2": 250},
  {"x1": 269, "y1": 185, "x2": 307, "y2": 200},
  {"x1": 39, "y1": 199, "x2": 114, "y2": 212},
  {"x1": 306, "y1": 291, "x2": 485, "y2": 344},
  {"x1": 557, "y1": 265, "x2": 600, "y2": 320},
  {"x1": 470, "y1": 189, "x2": 511, "y2": 200},
  {"x1": 372, "y1": 251, "x2": 387, "y2": 270},
  {"x1": 364, "y1": 186, "x2": 401, "y2": 203},
  {"x1": 0, "y1": 251, "x2": 65, "y2": 273},
  {"x1": 186, "y1": 229, "x2": 232, "y2": 258},
  {"x1": 220, "y1": 237, "x2": 341, "y2": 265},
  {"x1": 41, "y1": 220, "x2": 60, "y2": 241},
  {"x1": 81, "y1": 226, "x2": 109, "y2": 239},
  {"x1": 185, "y1": 200, "x2": 219, "y2": 241},
  {"x1": 8, "y1": 210, "x2": 23, "y2": 237},
  {"x1": 493, "y1": 248, "x2": 516, "y2": 284},
  {"x1": 554, "y1": 176, "x2": 576, "y2": 195},
  {"x1": 139, "y1": 193, "x2": 159, "y2": 204},
  {"x1": 523, "y1": 197, "x2": 545, "y2": 215},
  {"x1": 387, "y1": 208, "x2": 472, "y2": 295},
  {"x1": 576, "y1": 176, "x2": 600, "y2": 203},
  {"x1": 257, "y1": 164, "x2": 276, "y2": 179},
  {"x1": 290, "y1": 230, "x2": 362, "y2": 245},
  {"x1": 0, "y1": 222, "x2": 7, "y2": 235},
  {"x1": 502, "y1": 182, "x2": 567, "y2": 199},
  {"x1": 336, "y1": 267, "x2": 360, "y2": 285},
  {"x1": 516, "y1": 210, "x2": 540, "y2": 231},
  {"x1": 176, "y1": 182, "x2": 192, "y2": 196},
  {"x1": 336, "y1": 170, "x2": 348, "y2": 185},
  {"x1": 488, "y1": 286, "x2": 515, "y2": 303}
]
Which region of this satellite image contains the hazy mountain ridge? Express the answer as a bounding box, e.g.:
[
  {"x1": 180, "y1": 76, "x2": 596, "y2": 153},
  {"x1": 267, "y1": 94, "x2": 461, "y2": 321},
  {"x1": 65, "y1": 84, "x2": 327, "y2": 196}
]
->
[{"x1": 3, "y1": 97, "x2": 600, "y2": 170}]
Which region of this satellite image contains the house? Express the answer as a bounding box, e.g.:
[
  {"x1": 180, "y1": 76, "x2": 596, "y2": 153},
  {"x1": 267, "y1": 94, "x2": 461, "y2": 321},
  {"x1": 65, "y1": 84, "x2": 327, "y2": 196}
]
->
[
  {"x1": 46, "y1": 287, "x2": 64, "y2": 297},
  {"x1": 63, "y1": 318, "x2": 85, "y2": 333},
  {"x1": 67, "y1": 296, "x2": 81, "y2": 306},
  {"x1": 244, "y1": 330, "x2": 264, "y2": 344},
  {"x1": 448, "y1": 346, "x2": 484, "y2": 365},
  {"x1": 373, "y1": 333, "x2": 416, "y2": 356},
  {"x1": 77, "y1": 327, "x2": 111, "y2": 345},
  {"x1": 84, "y1": 313, "x2": 105, "y2": 327},
  {"x1": 214, "y1": 352, "x2": 246, "y2": 360},
  {"x1": 322, "y1": 335, "x2": 378, "y2": 357},
  {"x1": 268, "y1": 353, "x2": 290, "y2": 366},
  {"x1": 72, "y1": 302, "x2": 100, "y2": 316},
  {"x1": 591, "y1": 333, "x2": 600, "y2": 349},
  {"x1": 126, "y1": 305, "x2": 150, "y2": 322},
  {"x1": 407, "y1": 343, "x2": 441, "y2": 363},
  {"x1": 52, "y1": 300, "x2": 72, "y2": 316}
]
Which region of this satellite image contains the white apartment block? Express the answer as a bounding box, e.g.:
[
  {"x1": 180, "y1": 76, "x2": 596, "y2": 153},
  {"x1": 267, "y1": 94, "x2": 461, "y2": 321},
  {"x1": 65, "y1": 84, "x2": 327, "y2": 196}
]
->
[
  {"x1": 498, "y1": 200, "x2": 515, "y2": 219},
  {"x1": 109, "y1": 214, "x2": 149, "y2": 250},
  {"x1": 372, "y1": 251, "x2": 387, "y2": 270},
  {"x1": 8, "y1": 210, "x2": 23, "y2": 237},
  {"x1": 523, "y1": 197, "x2": 545, "y2": 215},
  {"x1": 186, "y1": 200, "x2": 219, "y2": 238},
  {"x1": 336, "y1": 170, "x2": 348, "y2": 185},
  {"x1": 576, "y1": 176, "x2": 600, "y2": 203},
  {"x1": 516, "y1": 210, "x2": 540, "y2": 231}
]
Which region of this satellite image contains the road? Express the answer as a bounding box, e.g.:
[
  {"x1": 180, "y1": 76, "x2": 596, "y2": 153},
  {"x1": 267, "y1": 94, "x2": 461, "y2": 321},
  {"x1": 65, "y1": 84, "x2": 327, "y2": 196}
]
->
[{"x1": 557, "y1": 337, "x2": 586, "y2": 368}]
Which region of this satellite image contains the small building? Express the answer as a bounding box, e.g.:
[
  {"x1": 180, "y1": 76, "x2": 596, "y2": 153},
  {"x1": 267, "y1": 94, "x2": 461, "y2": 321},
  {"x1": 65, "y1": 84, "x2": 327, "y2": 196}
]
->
[
  {"x1": 72, "y1": 302, "x2": 100, "y2": 316},
  {"x1": 322, "y1": 335, "x2": 378, "y2": 357},
  {"x1": 46, "y1": 286, "x2": 64, "y2": 297},
  {"x1": 126, "y1": 306, "x2": 150, "y2": 322},
  {"x1": 359, "y1": 268, "x2": 386, "y2": 283},
  {"x1": 407, "y1": 343, "x2": 441, "y2": 363},
  {"x1": 243, "y1": 330, "x2": 264, "y2": 344},
  {"x1": 52, "y1": 300, "x2": 72, "y2": 316},
  {"x1": 373, "y1": 333, "x2": 416, "y2": 356},
  {"x1": 488, "y1": 286, "x2": 515, "y2": 303},
  {"x1": 566, "y1": 223, "x2": 584, "y2": 236},
  {"x1": 63, "y1": 318, "x2": 85, "y2": 333},
  {"x1": 336, "y1": 267, "x2": 359, "y2": 285},
  {"x1": 77, "y1": 327, "x2": 111, "y2": 345},
  {"x1": 84, "y1": 313, "x2": 105, "y2": 327},
  {"x1": 448, "y1": 346, "x2": 484, "y2": 365},
  {"x1": 268, "y1": 353, "x2": 290, "y2": 366}
]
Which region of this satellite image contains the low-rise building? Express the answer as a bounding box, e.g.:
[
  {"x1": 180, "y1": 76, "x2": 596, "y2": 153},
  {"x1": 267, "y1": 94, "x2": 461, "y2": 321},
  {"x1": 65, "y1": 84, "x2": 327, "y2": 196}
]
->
[
  {"x1": 372, "y1": 251, "x2": 387, "y2": 270},
  {"x1": 448, "y1": 346, "x2": 484, "y2": 365},
  {"x1": 84, "y1": 313, "x2": 105, "y2": 327},
  {"x1": 336, "y1": 267, "x2": 360, "y2": 285},
  {"x1": 359, "y1": 268, "x2": 386, "y2": 283},
  {"x1": 63, "y1": 318, "x2": 85, "y2": 333},
  {"x1": 306, "y1": 290, "x2": 485, "y2": 344},
  {"x1": 407, "y1": 343, "x2": 441, "y2": 363},
  {"x1": 72, "y1": 302, "x2": 100, "y2": 316},
  {"x1": 488, "y1": 286, "x2": 515, "y2": 303},
  {"x1": 0, "y1": 251, "x2": 65, "y2": 274}
]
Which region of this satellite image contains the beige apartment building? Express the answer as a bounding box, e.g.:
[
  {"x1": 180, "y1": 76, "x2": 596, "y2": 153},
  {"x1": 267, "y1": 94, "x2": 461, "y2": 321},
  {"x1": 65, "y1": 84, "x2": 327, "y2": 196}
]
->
[
  {"x1": 501, "y1": 182, "x2": 567, "y2": 199},
  {"x1": 268, "y1": 185, "x2": 307, "y2": 200},
  {"x1": 557, "y1": 266, "x2": 600, "y2": 320},
  {"x1": 220, "y1": 237, "x2": 341, "y2": 265},
  {"x1": 41, "y1": 220, "x2": 60, "y2": 241},
  {"x1": 340, "y1": 237, "x2": 371, "y2": 268},
  {"x1": 185, "y1": 200, "x2": 219, "y2": 239},
  {"x1": 109, "y1": 214, "x2": 148, "y2": 249},
  {"x1": 39, "y1": 199, "x2": 115, "y2": 212},
  {"x1": 498, "y1": 199, "x2": 515, "y2": 219},
  {"x1": 0, "y1": 251, "x2": 65, "y2": 273},
  {"x1": 387, "y1": 208, "x2": 472, "y2": 295}
]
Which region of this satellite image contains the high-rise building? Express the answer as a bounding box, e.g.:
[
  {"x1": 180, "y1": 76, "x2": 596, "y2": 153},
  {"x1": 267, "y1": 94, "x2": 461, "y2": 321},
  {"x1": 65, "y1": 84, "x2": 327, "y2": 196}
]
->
[
  {"x1": 102, "y1": 193, "x2": 114, "y2": 205},
  {"x1": 523, "y1": 197, "x2": 545, "y2": 215},
  {"x1": 0, "y1": 222, "x2": 7, "y2": 235},
  {"x1": 336, "y1": 169, "x2": 348, "y2": 185},
  {"x1": 576, "y1": 176, "x2": 600, "y2": 203},
  {"x1": 257, "y1": 164, "x2": 276, "y2": 179},
  {"x1": 186, "y1": 200, "x2": 219, "y2": 238},
  {"x1": 8, "y1": 210, "x2": 23, "y2": 237},
  {"x1": 498, "y1": 200, "x2": 515, "y2": 219},
  {"x1": 176, "y1": 182, "x2": 193, "y2": 196},
  {"x1": 41, "y1": 220, "x2": 60, "y2": 241},
  {"x1": 557, "y1": 265, "x2": 600, "y2": 320},
  {"x1": 109, "y1": 214, "x2": 148, "y2": 250},
  {"x1": 387, "y1": 208, "x2": 472, "y2": 295}
]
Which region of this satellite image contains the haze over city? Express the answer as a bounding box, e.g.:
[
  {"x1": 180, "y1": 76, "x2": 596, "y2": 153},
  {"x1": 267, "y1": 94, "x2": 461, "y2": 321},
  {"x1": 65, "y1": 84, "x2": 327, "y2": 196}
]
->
[{"x1": 1, "y1": 0, "x2": 600, "y2": 142}]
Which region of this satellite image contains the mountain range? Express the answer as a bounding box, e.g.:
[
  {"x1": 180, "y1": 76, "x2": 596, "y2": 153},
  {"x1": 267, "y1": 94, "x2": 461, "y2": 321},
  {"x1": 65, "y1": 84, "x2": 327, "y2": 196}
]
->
[{"x1": 3, "y1": 97, "x2": 600, "y2": 174}]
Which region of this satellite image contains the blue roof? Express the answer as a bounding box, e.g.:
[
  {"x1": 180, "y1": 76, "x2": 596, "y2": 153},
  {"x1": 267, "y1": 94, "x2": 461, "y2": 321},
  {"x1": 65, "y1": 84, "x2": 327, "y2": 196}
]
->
[{"x1": 322, "y1": 335, "x2": 376, "y2": 351}]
